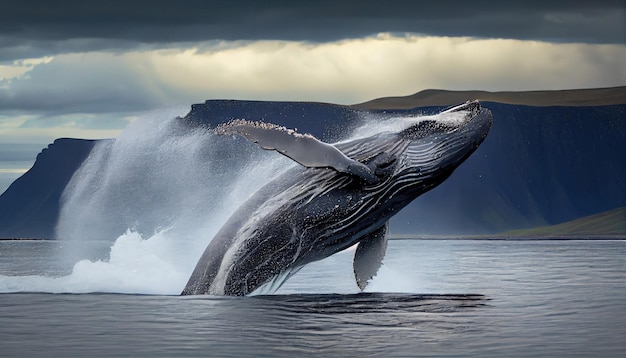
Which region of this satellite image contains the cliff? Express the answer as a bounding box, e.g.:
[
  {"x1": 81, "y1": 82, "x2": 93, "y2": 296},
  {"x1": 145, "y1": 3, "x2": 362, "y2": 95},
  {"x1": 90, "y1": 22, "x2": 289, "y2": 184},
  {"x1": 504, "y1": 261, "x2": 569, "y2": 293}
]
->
[
  {"x1": 389, "y1": 102, "x2": 626, "y2": 234},
  {"x1": 0, "y1": 138, "x2": 97, "y2": 239},
  {"x1": 1, "y1": 88, "x2": 625, "y2": 239}
]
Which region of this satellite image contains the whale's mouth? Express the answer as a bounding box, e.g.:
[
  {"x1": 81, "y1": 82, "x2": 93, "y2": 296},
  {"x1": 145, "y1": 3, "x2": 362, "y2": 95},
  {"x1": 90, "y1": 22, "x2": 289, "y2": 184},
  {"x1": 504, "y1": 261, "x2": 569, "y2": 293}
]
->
[
  {"x1": 442, "y1": 100, "x2": 492, "y2": 141},
  {"x1": 441, "y1": 100, "x2": 481, "y2": 115}
]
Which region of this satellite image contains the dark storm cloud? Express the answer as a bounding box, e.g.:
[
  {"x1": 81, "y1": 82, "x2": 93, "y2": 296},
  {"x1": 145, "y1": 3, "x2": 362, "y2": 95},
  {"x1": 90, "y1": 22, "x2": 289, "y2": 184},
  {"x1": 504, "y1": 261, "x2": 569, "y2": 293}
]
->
[{"x1": 0, "y1": 0, "x2": 624, "y2": 59}]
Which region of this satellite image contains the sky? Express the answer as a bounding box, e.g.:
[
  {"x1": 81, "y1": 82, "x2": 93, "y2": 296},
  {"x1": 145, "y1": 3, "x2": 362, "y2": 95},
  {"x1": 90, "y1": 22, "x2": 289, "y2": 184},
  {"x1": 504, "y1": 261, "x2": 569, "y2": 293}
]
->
[{"x1": 0, "y1": 0, "x2": 625, "y2": 145}]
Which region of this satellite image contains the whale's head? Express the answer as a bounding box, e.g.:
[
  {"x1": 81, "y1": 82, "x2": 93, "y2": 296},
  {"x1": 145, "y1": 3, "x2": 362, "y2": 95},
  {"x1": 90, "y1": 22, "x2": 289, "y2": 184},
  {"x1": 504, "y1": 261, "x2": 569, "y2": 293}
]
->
[{"x1": 389, "y1": 101, "x2": 492, "y2": 193}]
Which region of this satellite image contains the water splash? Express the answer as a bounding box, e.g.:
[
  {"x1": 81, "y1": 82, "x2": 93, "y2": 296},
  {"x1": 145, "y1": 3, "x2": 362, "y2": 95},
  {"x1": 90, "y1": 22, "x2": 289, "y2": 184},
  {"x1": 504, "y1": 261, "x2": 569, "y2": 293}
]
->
[
  {"x1": 55, "y1": 107, "x2": 280, "y2": 243},
  {"x1": 349, "y1": 110, "x2": 468, "y2": 139},
  {"x1": 0, "y1": 230, "x2": 187, "y2": 294},
  {"x1": 0, "y1": 108, "x2": 291, "y2": 294},
  {"x1": 365, "y1": 265, "x2": 422, "y2": 293}
]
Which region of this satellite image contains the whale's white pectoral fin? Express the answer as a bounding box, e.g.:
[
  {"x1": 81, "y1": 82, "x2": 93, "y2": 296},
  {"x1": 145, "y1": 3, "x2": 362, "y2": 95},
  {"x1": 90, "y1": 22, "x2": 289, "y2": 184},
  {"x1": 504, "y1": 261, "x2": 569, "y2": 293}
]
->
[
  {"x1": 216, "y1": 119, "x2": 378, "y2": 183},
  {"x1": 353, "y1": 223, "x2": 389, "y2": 290}
]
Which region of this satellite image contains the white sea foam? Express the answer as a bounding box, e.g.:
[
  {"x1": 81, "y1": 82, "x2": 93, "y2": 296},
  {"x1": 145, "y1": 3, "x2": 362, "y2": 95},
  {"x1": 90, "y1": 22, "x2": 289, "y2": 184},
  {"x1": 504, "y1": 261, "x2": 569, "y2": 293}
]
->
[
  {"x1": 365, "y1": 265, "x2": 422, "y2": 293},
  {"x1": 0, "y1": 230, "x2": 188, "y2": 294},
  {"x1": 349, "y1": 109, "x2": 469, "y2": 140}
]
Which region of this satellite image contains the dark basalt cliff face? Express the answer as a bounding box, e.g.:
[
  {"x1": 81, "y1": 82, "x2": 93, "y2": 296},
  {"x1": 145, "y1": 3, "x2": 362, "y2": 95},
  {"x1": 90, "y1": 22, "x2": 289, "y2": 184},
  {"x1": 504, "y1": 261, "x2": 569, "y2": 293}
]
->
[
  {"x1": 390, "y1": 103, "x2": 626, "y2": 235},
  {"x1": 184, "y1": 100, "x2": 363, "y2": 142},
  {"x1": 0, "y1": 99, "x2": 624, "y2": 239},
  {"x1": 0, "y1": 138, "x2": 98, "y2": 239}
]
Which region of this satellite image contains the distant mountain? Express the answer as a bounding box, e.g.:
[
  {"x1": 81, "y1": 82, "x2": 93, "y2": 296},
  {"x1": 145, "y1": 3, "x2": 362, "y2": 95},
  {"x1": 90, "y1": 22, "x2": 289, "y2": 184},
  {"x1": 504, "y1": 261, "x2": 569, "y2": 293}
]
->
[
  {"x1": 353, "y1": 86, "x2": 626, "y2": 109},
  {"x1": 503, "y1": 207, "x2": 626, "y2": 237},
  {"x1": 0, "y1": 89, "x2": 625, "y2": 239}
]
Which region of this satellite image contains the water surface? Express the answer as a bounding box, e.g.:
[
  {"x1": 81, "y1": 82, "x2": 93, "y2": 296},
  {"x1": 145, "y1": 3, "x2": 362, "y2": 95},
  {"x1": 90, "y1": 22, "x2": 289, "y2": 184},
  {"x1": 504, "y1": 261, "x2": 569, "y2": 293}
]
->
[{"x1": 1, "y1": 239, "x2": 625, "y2": 357}]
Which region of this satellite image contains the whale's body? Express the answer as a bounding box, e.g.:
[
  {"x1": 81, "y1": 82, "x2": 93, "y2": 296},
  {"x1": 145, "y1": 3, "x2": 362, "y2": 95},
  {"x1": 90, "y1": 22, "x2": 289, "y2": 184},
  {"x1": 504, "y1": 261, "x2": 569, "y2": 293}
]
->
[{"x1": 182, "y1": 102, "x2": 492, "y2": 296}]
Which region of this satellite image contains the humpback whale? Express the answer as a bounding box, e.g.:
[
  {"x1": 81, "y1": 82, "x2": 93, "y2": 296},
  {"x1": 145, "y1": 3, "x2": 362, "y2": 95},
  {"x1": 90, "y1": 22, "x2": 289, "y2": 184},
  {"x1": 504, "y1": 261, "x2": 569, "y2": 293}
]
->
[{"x1": 182, "y1": 101, "x2": 492, "y2": 296}]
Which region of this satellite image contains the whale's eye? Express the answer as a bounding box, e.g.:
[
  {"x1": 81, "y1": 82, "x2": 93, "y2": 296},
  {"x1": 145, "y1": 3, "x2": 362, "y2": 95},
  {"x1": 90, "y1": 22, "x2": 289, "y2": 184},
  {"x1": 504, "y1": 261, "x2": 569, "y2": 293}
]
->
[{"x1": 400, "y1": 120, "x2": 454, "y2": 139}]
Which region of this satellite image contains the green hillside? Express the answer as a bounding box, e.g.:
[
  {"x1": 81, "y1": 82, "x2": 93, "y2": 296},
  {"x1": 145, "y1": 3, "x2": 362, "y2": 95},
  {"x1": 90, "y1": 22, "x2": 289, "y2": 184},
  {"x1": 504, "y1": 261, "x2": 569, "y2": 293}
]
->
[
  {"x1": 503, "y1": 207, "x2": 626, "y2": 237},
  {"x1": 353, "y1": 86, "x2": 626, "y2": 109}
]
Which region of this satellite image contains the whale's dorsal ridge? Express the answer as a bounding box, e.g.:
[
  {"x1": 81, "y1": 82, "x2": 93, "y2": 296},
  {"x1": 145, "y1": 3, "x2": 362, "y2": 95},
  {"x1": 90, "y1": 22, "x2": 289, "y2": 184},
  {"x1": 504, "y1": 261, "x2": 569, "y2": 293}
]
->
[{"x1": 216, "y1": 119, "x2": 378, "y2": 183}]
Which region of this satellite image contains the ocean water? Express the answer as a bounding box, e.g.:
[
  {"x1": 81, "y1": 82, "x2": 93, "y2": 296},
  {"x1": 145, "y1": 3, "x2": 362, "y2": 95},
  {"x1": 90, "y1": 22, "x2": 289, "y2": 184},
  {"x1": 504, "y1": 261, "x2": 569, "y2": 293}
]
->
[{"x1": 1, "y1": 238, "x2": 625, "y2": 357}]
